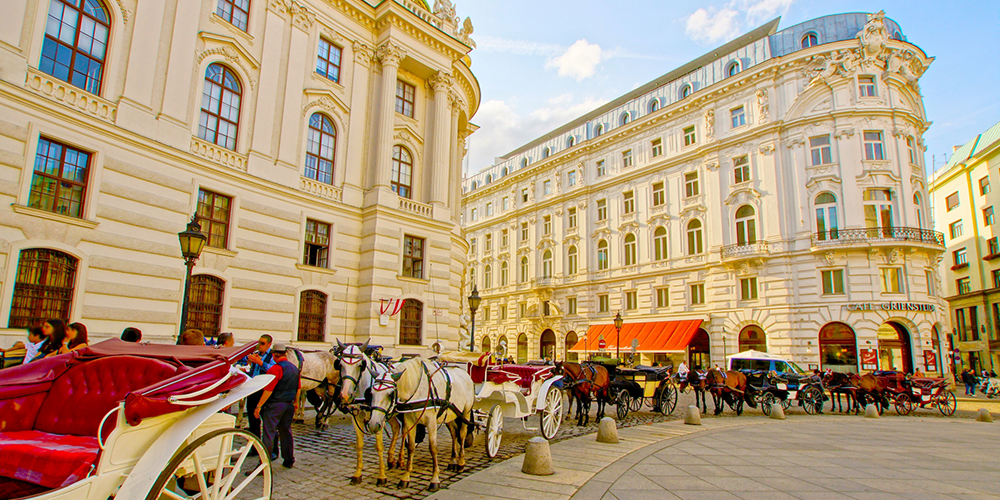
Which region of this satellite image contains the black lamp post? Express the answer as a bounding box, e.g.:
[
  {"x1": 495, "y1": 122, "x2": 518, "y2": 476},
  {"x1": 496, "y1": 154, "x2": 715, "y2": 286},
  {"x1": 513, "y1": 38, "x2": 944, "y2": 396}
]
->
[
  {"x1": 614, "y1": 311, "x2": 624, "y2": 362},
  {"x1": 468, "y1": 286, "x2": 481, "y2": 352},
  {"x1": 177, "y1": 216, "x2": 207, "y2": 337}
]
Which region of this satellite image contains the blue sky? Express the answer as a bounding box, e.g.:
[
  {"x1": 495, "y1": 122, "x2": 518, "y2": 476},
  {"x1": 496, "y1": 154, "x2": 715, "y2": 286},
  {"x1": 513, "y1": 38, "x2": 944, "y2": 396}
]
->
[{"x1": 456, "y1": 0, "x2": 1000, "y2": 176}]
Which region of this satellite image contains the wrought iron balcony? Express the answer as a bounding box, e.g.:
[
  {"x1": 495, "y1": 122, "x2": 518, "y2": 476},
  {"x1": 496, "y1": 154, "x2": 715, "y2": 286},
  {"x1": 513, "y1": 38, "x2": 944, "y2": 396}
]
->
[
  {"x1": 811, "y1": 227, "x2": 945, "y2": 248},
  {"x1": 721, "y1": 241, "x2": 770, "y2": 260}
]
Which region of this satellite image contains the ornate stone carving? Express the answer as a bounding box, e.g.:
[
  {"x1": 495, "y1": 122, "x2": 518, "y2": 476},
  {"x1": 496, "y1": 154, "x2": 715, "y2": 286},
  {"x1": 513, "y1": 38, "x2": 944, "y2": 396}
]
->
[
  {"x1": 377, "y1": 43, "x2": 406, "y2": 68},
  {"x1": 756, "y1": 88, "x2": 770, "y2": 124},
  {"x1": 196, "y1": 47, "x2": 257, "y2": 89},
  {"x1": 430, "y1": 71, "x2": 454, "y2": 92},
  {"x1": 290, "y1": 3, "x2": 315, "y2": 30},
  {"x1": 858, "y1": 10, "x2": 890, "y2": 61},
  {"x1": 704, "y1": 109, "x2": 715, "y2": 140},
  {"x1": 458, "y1": 17, "x2": 476, "y2": 48},
  {"x1": 113, "y1": 0, "x2": 131, "y2": 27},
  {"x1": 806, "y1": 49, "x2": 861, "y2": 86},
  {"x1": 353, "y1": 41, "x2": 374, "y2": 66},
  {"x1": 824, "y1": 251, "x2": 837, "y2": 267}
]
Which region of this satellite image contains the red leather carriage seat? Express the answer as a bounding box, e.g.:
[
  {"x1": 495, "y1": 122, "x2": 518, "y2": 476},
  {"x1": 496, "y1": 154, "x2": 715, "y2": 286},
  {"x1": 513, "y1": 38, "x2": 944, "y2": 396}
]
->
[{"x1": 486, "y1": 365, "x2": 552, "y2": 390}]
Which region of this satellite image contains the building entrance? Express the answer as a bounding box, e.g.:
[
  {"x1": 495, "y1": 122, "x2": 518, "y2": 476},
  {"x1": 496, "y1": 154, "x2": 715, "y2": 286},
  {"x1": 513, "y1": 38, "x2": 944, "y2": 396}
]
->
[{"x1": 877, "y1": 322, "x2": 913, "y2": 373}]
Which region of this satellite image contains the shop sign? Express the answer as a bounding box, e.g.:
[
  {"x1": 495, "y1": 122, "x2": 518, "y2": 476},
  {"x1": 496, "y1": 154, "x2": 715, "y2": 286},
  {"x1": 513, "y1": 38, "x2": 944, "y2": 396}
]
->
[
  {"x1": 859, "y1": 348, "x2": 878, "y2": 370},
  {"x1": 846, "y1": 302, "x2": 937, "y2": 312},
  {"x1": 923, "y1": 350, "x2": 937, "y2": 372},
  {"x1": 955, "y1": 340, "x2": 987, "y2": 351}
]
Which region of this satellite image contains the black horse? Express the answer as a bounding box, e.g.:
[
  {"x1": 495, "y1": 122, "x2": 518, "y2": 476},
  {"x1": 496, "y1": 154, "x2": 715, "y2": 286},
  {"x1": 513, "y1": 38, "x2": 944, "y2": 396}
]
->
[
  {"x1": 678, "y1": 369, "x2": 709, "y2": 414},
  {"x1": 822, "y1": 370, "x2": 859, "y2": 413}
]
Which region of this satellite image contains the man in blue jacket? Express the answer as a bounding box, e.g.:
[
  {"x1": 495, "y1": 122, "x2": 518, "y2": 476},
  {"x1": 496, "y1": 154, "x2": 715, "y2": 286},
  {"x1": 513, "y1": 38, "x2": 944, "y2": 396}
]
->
[
  {"x1": 245, "y1": 334, "x2": 275, "y2": 440},
  {"x1": 254, "y1": 342, "x2": 300, "y2": 468}
]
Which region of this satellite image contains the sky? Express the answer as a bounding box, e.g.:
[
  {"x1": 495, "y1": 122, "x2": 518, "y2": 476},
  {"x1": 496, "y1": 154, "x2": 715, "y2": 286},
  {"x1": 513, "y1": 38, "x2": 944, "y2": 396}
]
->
[{"x1": 455, "y1": 0, "x2": 1000, "y2": 177}]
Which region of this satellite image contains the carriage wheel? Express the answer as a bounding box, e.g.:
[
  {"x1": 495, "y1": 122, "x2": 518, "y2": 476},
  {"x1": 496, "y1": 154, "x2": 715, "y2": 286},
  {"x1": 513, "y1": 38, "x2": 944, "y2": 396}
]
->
[
  {"x1": 485, "y1": 404, "x2": 504, "y2": 458},
  {"x1": 657, "y1": 385, "x2": 678, "y2": 415},
  {"x1": 761, "y1": 392, "x2": 777, "y2": 416},
  {"x1": 801, "y1": 386, "x2": 823, "y2": 415},
  {"x1": 629, "y1": 394, "x2": 643, "y2": 413},
  {"x1": 936, "y1": 392, "x2": 957, "y2": 416},
  {"x1": 781, "y1": 397, "x2": 792, "y2": 410},
  {"x1": 540, "y1": 389, "x2": 563, "y2": 440},
  {"x1": 146, "y1": 428, "x2": 271, "y2": 500},
  {"x1": 615, "y1": 390, "x2": 631, "y2": 420},
  {"x1": 893, "y1": 393, "x2": 914, "y2": 415}
]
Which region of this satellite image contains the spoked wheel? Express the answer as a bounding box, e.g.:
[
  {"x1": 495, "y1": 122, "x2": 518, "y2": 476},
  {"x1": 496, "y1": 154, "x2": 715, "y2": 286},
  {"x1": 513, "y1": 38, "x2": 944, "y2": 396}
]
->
[
  {"x1": 540, "y1": 389, "x2": 563, "y2": 440},
  {"x1": 615, "y1": 390, "x2": 631, "y2": 420},
  {"x1": 936, "y1": 392, "x2": 957, "y2": 416},
  {"x1": 894, "y1": 393, "x2": 914, "y2": 415},
  {"x1": 802, "y1": 386, "x2": 824, "y2": 415},
  {"x1": 629, "y1": 394, "x2": 643, "y2": 413},
  {"x1": 761, "y1": 392, "x2": 777, "y2": 416},
  {"x1": 485, "y1": 404, "x2": 504, "y2": 458},
  {"x1": 656, "y1": 385, "x2": 678, "y2": 415},
  {"x1": 146, "y1": 428, "x2": 271, "y2": 500},
  {"x1": 781, "y1": 397, "x2": 792, "y2": 410}
]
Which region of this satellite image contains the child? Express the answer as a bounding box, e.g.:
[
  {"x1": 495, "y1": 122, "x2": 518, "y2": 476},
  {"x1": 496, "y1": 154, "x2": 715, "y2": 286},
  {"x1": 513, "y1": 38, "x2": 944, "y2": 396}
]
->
[{"x1": 0, "y1": 327, "x2": 46, "y2": 363}]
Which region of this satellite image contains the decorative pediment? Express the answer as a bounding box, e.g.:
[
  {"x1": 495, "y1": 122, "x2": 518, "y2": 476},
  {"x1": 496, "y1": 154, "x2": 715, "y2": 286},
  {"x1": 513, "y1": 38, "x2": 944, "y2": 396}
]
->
[
  {"x1": 393, "y1": 127, "x2": 424, "y2": 162},
  {"x1": 856, "y1": 163, "x2": 901, "y2": 186},
  {"x1": 516, "y1": 246, "x2": 531, "y2": 257},
  {"x1": 618, "y1": 221, "x2": 639, "y2": 234},
  {"x1": 196, "y1": 35, "x2": 259, "y2": 90},
  {"x1": 301, "y1": 89, "x2": 349, "y2": 131},
  {"x1": 563, "y1": 234, "x2": 580, "y2": 246},
  {"x1": 647, "y1": 214, "x2": 670, "y2": 228},
  {"x1": 536, "y1": 238, "x2": 555, "y2": 251},
  {"x1": 805, "y1": 175, "x2": 842, "y2": 195},
  {"x1": 497, "y1": 251, "x2": 510, "y2": 260},
  {"x1": 680, "y1": 202, "x2": 706, "y2": 218},
  {"x1": 591, "y1": 227, "x2": 612, "y2": 240},
  {"x1": 482, "y1": 255, "x2": 494, "y2": 264}
]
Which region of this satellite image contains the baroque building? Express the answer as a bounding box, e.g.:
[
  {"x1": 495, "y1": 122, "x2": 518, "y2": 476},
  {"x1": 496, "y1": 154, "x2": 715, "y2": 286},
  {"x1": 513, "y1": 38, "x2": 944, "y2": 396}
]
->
[
  {"x1": 929, "y1": 119, "x2": 1000, "y2": 374},
  {"x1": 461, "y1": 12, "x2": 949, "y2": 375},
  {"x1": 0, "y1": 0, "x2": 479, "y2": 355}
]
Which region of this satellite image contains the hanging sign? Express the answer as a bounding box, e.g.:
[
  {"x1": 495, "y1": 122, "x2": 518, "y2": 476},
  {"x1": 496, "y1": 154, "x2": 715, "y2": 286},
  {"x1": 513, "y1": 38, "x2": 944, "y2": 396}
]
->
[
  {"x1": 922, "y1": 350, "x2": 937, "y2": 372},
  {"x1": 859, "y1": 348, "x2": 878, "y2": 371}
]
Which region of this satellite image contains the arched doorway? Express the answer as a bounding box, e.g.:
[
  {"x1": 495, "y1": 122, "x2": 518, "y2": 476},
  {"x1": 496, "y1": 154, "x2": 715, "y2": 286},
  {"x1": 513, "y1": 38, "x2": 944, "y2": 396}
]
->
[
  {"x1": 738, "y1": 325, "x2": 767, "y2": 352},
  {"x1": 819, "y1": 322, "x2": 858, "y2": 373},
  {"x1": 481, "y1": 336, "x2": 491, "y2": 353},
  {"x1": 517, "y1": 333, "x2": 528, "y2": 364},
  {"x1": 540, "y1": 329, "x2": 556, "y2": 361},
  {"x1": 931, "y1": 325, "x2": 943, "y2": 374},
  {"x1": 688, "y1": 328, "x2": 710, "y2": 369},
  {"x1": 565, "y1": 331, "x2": 579, "y2": 362},
  {"x1": 878, "y1": 321, "x2": 913, "y2": 373}
]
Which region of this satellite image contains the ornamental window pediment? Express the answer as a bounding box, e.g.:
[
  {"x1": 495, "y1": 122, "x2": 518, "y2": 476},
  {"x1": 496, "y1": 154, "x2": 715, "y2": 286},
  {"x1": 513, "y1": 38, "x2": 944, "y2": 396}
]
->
[
  {"x1": 591, "y1": 227, "x2": 611, "y2": 240},
  {"x1": 563, "y1": 235, "x2": 580, "y2": 246},
  {"x1": 647, "y1": 214, "x2": 670, "y2": 228},
  {"x1": 536, "y1": 238, "x2": 555, "y2": 251},
  {"x1": 618, "y1": 221, "x2": 639, "y2": 234},
  {"x1": 198, "y1": 32, "x2": 260, "y2": 78},
  {"x1": 724, "y1": 185, "x2": 762, "y2": 206}
]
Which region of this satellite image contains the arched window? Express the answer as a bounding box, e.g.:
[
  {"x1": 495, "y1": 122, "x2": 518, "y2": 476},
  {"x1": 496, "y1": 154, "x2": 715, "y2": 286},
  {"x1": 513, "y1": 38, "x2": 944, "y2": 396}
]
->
[
  {"x1": 305, "y1": 113, "x2": 336, "y2": 184},
  {"x1": 815, "y1": 192, "x2": 839, "y2": 240},
  {"x1": 648, "y1": 99, "x2": 660, "y2": 113},
  {"x1": 620, "y1": 113, "x2": 631, "y2": 126},
  {"x1": 520, "y1": 256, "x2": 529, "y2": 282},
  {"x1": 680, "y1": 84, "x2": 692, "y2": 99},
  {"x1": 542, "y1": 250, "x2": 553, "y2": 278},
  {"x1": 517, "y1": 333, "x2": 528, "y2": 363},
  {"x1": 914, "y1": 193, "x2": 924, "y2": 229},
  {"x1": 687, "y1": 220, "x2": 703, "y2": 255},
  {"x1": 624, "y1": 233, "x2": 637, "y2": 266},
  {"x1": 738, "y1": 325, "x2": 767, "y2": 352},
  {"x1": 188, "y1": 274, "x2": 226, "y2": 339},
  {"x1": 199, "y1": 63, "x2": 242, "y2": 150},
  {"x1": 40, "y1": 0, "x2": 110, "y2": 95},
  {"x1": 726, "y1": 61, "x2": 741, "y2": 77},
  {"x1": 565, "y1": 331, "x2": 579, "y2": 362},
  {"x1": 653, "y1": 226, "x2": 668, "y2": 261},
  {"x1": 819, "y1": 322, "x2": 858, "y2": 373},
  {"x1": 485, "y1": 174, "x2": 492, "y2": 184},
  {"x1": 9, "y1": 249, "x2": 78, "y2": 328},
  {"x1": 801, "y1": 32, "x2": 818, "y2": 48},
  {"x1": 567, "y1": 246, "x2": 578, "y2": 275},
  {"x1": 735, "y1": 205, "x2": 757, "y2": 245},
  {"x1": 481, "y1": 336, "x2": 491, "y2": 353},
  {"x1": 484, "y1": 264, "x2": 492, "y2": 288},
  {"x1": 595, "y1": 124, "x2": 604, "y2": 137},
  {"x1": 216, "y1": 0, "x2": 250, "y2": 31},
  {"x1": 568, "y1": 136, "x2": 577, "y2": 147},
  {"x1": 297, "y1": 290, "x2": 326, "y2": 342},
  {"x1": 543, "y1": 147, "x2": 551, "y2": 158},
  {"x1": 521, "y1": 158, "x2": 529, "y2": 169},
  {"x1": 500, "y1": 261, "x2": 509, "y2": 286},
  {"x1": 501, "y1": 167, "x2": 509, "y2": 177},
  {"x1": 399, "y1": 299, "x2": 423, "y2": 345},
  {"x1": 540, "y1": 330, "x2": 556, "y2": 360},
  {"x1": 470, "y1": 180, "x2": 478, "y2": 190},
  {"x1": 597, "y1": 239, "x2": 609, "y2": 270},
  {"x1": 391, "y1": 145, "x2": 413, "y2": 198}
]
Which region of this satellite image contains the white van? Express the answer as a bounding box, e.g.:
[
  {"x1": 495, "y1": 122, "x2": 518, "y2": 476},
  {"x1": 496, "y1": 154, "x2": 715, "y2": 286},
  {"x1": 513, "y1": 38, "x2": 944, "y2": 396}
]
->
[{"x1": 726, "y1": 350, "x2": 808, "y2": 375}]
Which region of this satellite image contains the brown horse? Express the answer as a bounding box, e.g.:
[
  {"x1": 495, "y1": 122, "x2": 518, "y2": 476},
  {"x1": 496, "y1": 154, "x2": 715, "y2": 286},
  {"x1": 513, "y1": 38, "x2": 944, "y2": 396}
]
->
[
  {"x1": 678, "y1": 370, "x2": 709, "y2": 414},
  {"x1": 849, "y1": 372, "x2": 888, "y2": 413},
  {"x1": 706, "y1": 368, "x2": 749, "y2": 415},
  {"x1": 554, "y1": 362, "x2": 611, "y2": 426},
  {"x1": 822, "y1": 370, "x2": 858, "y2": 413}
]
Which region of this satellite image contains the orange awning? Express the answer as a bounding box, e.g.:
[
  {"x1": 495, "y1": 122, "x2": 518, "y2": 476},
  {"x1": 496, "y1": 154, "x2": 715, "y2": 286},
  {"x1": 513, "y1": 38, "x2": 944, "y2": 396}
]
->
[{"x1": 569, "y1": 319, "x2": 703, "y2": 353}]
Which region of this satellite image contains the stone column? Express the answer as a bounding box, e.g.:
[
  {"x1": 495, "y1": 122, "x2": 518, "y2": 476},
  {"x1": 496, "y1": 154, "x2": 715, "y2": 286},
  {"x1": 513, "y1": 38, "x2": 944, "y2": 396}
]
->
[
  {"x1": 448, "y1": 100, "x2": 465, "y2": 219},
  {"x1": 430, "y1": 71, "x2": 454, "y2": 209},
  {"x1": 373, "y1": 42, "x2": 406, "y2": 190}
]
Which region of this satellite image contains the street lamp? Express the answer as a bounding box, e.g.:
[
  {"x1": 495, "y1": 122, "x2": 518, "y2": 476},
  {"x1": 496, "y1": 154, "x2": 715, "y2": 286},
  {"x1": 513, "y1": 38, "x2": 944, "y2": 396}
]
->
[
  {"x1": 468, "y1": 286, "x2": 481, "y2": 352},
  {"x1": 614, "y1": 311, "x2": 624, "y2": 362},
  {"x1": 177, "y1": 216, "x2": 207, "y2": 337}
]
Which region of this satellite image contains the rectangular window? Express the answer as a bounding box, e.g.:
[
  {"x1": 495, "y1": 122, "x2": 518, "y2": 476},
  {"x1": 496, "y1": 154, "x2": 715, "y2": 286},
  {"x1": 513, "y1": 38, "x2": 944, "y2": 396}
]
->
[
  {"x1": 598, "y1": 294, "x2": 609, "y2": 313},
  {"x1": 521, "y1": 188, "x2": 529, "y2": 203},
  {"x1": 863, "y1": 131, "x2": 885, "y2": 160},
  {"x1": 568, "y1": 170, "x2": 577, "y2": 186},
  {"x1": 740, "y1": 277, "x2": 758, "y2": 301},
  {"x1": 501, "y1": 229, "x2": 509, "y2": 247},
  {"x1": 543, "y1": 180, "x2": 552, "y2": 195},
  {"x1": 597, "y1": 199, "x2": 608, "y2": 221},
  {"x1": 470, "y1": 237, "x2": 476, "y2": 255},
  {"x1": 29, "y1": 138, "x2": 91, "y2": 219},
  {"x1": 926, "y1": 270, "x2": 936, "y2": 297},
  {"x1": 471, "y1": 208, "x2": 478, "y2": 222},
  {"x1": 651, "y1": 138, "x2": 663, "y2": 157},
  {"x1": 543, "y1": 215, "x2": 552, "y2": 235},
  {"x1": 957, "y1": 277, "x2": 971, "y2": 295},
  {"x1": 989, "y1": 237, "x2": 999, "y2": 256},
  {"x1": 623, "y1": 191, "x2": 635, "y2": 214},
  {"x1": 981, "y1": 176, "x2": 991, "y2": 196},
  {"x1": 625, "y1": 291, "x2": 637, "y2": 310},
  {"x1": 486, "y1": 202, "x2": 493, "y2": 216},
  {"x1": 568, "y1": 297, "x2": 577, "y2": 315},
  {"x1": 483, "y1": 306, "x2": 490, "y2": 322},
  {"x1": 881, "y1": 267, "x2": 903, "y2": 294},
  {"x1": 993, "y1": 270, "x2": 1000, "y2": 289},
  {"x1": 946, "y1": 192, "x2": 959, "y2": 211},
  {"x1": 520, "y1": 222, "x2": 528, "y2": 242},
  {"x1": 810, "y1": 135, "x2": 833, "y2": 165},
  {"x1": 685, "y1": 172, "x2": 700, "y2": 197},
  {"x1": 656, "y1": 287, "x2": 669, "y2": 308},
  {"x1": 733, "y1": 156, "x2": 750, "y2": 184},
  {"x1": 303, "y1": 219, "x2": 331, "y2": 268},
  {"x1": 395, "y1": 80, "x2": 415, "y2": 118},
  {"x1": 596, "y1": 160, "x2": 607, "y2": 177},
  {"x1": 906, "y1": 137, "x2": 918, "y2": 165},
  {"x1": 484, "y1": 233, "x2": 492, "y2": 251},
  {"x1": 402, "y1": 235, "x2": 425, "y2": 279},
  {"x1": 519, "y1": 302, "x2": 527, "y2": 318},
  {"x1": 196, "y1": 189, "x2": 232, "y2": 249},
  {"x1": 986, "y1": 207, "x2": 995, "y2": 226},
  {"x1": 502, "y1": 196, "x2": 509, "y2": 211},
  {"x1": 568, "y1": 207, "x2": 577, "y2": 228},
  {"x1": 216, "y1": 0, "x2": 249, "y2": 31},
  {"x1": 949, "y1": 220, "x2": 963, "y2": 239},
  {"x1": 683, "y1": 126, "x2": 696, "y2": 147},
  {"x1": 859, "y1": 76, "x2": 876, "y2": 97},
  {"x1": 316, "y1": 38, "x2": 342, "y2": 83},
  {"x1": 622, "y1": 149, "x2": 633, "y2": 168},
  {"x1": 822, "y1": 269, "x2": 845, "y2": 295},
  {"x1": 543, "y1": 301, "x2": 551, "y2": 316},
  {"x1": 500, "y1": 305, "x2": 508, "y2": 320},
  {"x1": 954, "y1": 248, "x2": 968, "y2": 266},
  {"x1": 690, "y1": 283, "x2": 705, "y2": 305},
  {"x1": 730, "y1": 106, "x2": 746, "y2": 128},
  {"x1": 652, "y1": 181, "x2": 665, "y2": 206}
]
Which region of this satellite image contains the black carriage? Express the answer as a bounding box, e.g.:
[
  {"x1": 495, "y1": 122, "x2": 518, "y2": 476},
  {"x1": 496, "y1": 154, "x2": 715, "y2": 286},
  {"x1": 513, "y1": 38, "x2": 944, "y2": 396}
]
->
[
  {"x1": 741, "y1": 369, "x2": 825, "y2": 415},
  {"x1": 591, "y1": 359, "x2": 677, "y2": 419}
]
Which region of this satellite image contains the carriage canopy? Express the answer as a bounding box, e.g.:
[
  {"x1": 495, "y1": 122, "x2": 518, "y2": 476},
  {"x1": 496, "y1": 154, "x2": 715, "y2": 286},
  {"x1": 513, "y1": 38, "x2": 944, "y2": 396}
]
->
[{"x1": 569, "y1": 319, "x2": 703, "y2": 353}]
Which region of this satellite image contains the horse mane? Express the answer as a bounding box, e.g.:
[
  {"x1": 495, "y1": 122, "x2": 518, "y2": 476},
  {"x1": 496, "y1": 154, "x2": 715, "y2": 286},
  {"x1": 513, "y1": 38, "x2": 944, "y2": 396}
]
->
[{"x1": 394, "y1": 356, "x2": 427, "y2": 392}]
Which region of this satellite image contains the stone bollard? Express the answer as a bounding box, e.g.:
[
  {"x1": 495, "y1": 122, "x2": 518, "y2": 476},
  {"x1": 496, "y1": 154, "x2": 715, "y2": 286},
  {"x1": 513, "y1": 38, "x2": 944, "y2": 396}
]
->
[
  {"x1": 521, "y1": 437, "x2": 554, "y2": 475},
  {"x1": 769, "y1": 403, "x2": 786, "y2": 420},
  {"x1": 685, "y1": 405, "x2": 702, "y2": 425},
  {"x1": 864, "y1": 404, "x2": 880, "y2": 419},
  {"x1": 976, "y1": 408, "x2": 994, "y2": 423},
  {"x1": 596, "y1": 417, "x2": 619, "y2": 443}
]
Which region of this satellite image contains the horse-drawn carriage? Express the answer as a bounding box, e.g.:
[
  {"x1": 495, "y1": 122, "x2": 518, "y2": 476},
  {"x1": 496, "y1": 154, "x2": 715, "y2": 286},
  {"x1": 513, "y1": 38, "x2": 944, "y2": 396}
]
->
[
  {"x1": 742, "y1": 369, "x2": 825, "y2": 415},
  {"x1": 870, "y1": 371, "x2": 956, "y2": 416},
  {"x1": 0, "y1": 338, "x2": 273, "y2": 500},
  {"x1": 603, "y1": 363, "x2": 677, "y2": 420}
]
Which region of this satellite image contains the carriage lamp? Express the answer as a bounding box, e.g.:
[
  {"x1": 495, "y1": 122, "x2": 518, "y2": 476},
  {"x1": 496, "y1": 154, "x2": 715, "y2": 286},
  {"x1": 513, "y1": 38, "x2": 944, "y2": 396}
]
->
[
  {"x1": 177, "y1": 216, "x2": 207, "y2": 337},
  {"x1": 468, "y1": 286, "x2": 482, "y2": 352},
  {"x1": 614, "y1": 311, "x2": 624, "y2": 361}
]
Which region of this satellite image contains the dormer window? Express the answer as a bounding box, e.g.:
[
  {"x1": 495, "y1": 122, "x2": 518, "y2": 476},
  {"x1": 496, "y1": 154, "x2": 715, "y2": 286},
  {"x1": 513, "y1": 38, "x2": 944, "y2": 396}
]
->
[
  {"x1": 680, "y1": 84, "x2": 692, "y2": 99},
  {"x1": 801, "y1": 32, "x2": 818, "y2": 48},
  {"x1": 726, "y1": 61, "x2": 741, "y2": 77}
]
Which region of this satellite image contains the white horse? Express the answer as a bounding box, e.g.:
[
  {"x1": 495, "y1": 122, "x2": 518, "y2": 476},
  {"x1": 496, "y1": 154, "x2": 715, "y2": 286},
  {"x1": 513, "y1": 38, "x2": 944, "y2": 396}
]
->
[
  {"x1": 287, "y1": 346, "x2": 341, "y2": 429},
  {"x1": 335, "y1": 340, "x2": 399, "y2": 486},
  {"x1": 369, "y1": 357, "x2": 475, "y2": 491}
]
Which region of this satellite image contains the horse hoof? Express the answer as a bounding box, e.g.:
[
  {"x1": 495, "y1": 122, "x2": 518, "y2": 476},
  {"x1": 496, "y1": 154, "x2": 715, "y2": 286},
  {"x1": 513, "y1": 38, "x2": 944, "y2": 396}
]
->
[
  {"x1": 398, "y1": 480, "x2": 410, "y2": 489},
  {"x1": 428, "y1": 483, "x2": 440, "y2": 492},
  {"x1": 376, "y1": 478, "x2": 387, "y2": 487},
  {"x1": 350, "y1": 476, "x2": 362, "y2": 485},
  {"x1": 455, "y1": 465, "x2": 465, "y2": 473}
]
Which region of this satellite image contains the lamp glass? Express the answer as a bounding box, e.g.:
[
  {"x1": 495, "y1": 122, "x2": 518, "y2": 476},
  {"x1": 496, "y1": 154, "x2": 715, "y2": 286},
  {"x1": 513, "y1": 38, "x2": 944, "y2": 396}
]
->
[
  {"x1": 614, "y1": 311, "x2": 623, "y2": 330},
  {"x1": 178, "y1": 219, "x2": 208, "y2": 260},
  {"x1": 468, "y1": 286, "x2": 482, "y2": 312}
]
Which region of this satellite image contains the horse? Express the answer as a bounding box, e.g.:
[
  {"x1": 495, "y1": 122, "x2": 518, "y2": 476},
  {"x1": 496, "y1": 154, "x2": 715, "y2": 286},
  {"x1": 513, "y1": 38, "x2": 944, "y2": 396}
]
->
[
  {"x1": 286, "y1": 346, "x2": 341, "y2": 429},
  {"x1": 678, "y1": 370, "x2": 709, "y2": 415},
  {"x1": 369, "y1": 357, "x2": 475, "y2": 492},
  {"x1": 553, "y1": 362, "x2": 610, "y2": 426},
  {"x1": 850, "y1": 372, "x2": 888, "y2": 413},
  {"x1": 706, "y1": 368, "x2": 749, "y2": 415},
  {"x1": 335, "y1": 340, "x2": 399, "y2": 486},
  {"x1": 822, "y1": 370, "x2": 859, "y2": 413}
]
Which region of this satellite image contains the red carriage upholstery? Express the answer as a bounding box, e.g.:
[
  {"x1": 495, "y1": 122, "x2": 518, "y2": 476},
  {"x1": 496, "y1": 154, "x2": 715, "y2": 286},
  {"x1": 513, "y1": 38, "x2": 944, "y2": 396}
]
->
[
  {"x1": 487, "y1": 365, "x2": 552, "y2": 390},
  {"x1": 469, "y1": 364, "x2": 488, "y2": 384}
]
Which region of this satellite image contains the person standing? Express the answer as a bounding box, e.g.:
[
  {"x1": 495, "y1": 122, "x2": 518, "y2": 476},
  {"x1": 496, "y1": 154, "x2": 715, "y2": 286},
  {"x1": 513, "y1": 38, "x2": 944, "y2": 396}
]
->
[
  {"x1": 254, "y1": 343, "x2": 300, "y2": 468},
  {"x1": 961, "y1": 369, "x2": 976, "y2": 396},
  {"x1": 245, "y1": 335, "x2": 275, "y2": 440}
]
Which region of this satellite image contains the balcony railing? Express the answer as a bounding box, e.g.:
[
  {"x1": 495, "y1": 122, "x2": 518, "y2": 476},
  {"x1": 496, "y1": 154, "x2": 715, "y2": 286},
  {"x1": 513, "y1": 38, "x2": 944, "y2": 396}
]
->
[
  {"x1": 398, "y1": 198, "x2": 433, "y2": 217},
  {"x1": 811, "y1": 227, "x2": 945, "y2": 248},
  {"x1": 721, "y1": 241, "x2": 770, "y2": 260}
]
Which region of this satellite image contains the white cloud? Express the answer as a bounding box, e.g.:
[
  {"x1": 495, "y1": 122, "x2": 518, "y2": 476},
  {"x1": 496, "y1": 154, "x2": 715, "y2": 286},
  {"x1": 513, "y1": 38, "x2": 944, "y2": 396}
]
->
[
  {"x1": 685, "y1": 7, "x2": 740, "y2": 44},
  {"x1": 735, "y1": 0, "x2": 795, "y2": 25},
  {"x1": 546, "y1": 39, "x2": 604, "y2": 81},
  {"x1": 476, "y1": 35, "x2": 563, "y2": 56}
]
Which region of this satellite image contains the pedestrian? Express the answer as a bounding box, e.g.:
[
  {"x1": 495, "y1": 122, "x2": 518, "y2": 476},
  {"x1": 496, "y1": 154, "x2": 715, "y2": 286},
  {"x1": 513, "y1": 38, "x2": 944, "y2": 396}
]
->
[
  {"x1": 961, "y1": 369, "x2": 977, "y2": 396},
  {"x1": 677, "y1": 360, "x2": 689, "y2": 379},
  {"x1": 121, "y1": 327, "x2": 142, "y2": 343},
  {"x1": 217, "y1": 331, "x2": 235, "y2": 348},
  {"x1": 253, "y1": 342, "x2": 300, "y2": 468},
  {"x1": 913, "y1": 368, "x2": 924, "y2": 378},
  {"x1": 244, "y1": 335, "x2": 276, "y2": 442}
]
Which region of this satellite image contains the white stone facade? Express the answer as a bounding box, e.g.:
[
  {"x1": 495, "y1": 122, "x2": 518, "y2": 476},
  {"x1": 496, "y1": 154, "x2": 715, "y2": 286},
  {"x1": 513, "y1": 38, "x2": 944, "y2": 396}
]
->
[
  {"x1": 461, "y1": 12, "x2": 949, "y2": 374},
  {"x1": 0, "y1": 0, "x2": 479, "y2": 355}
]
